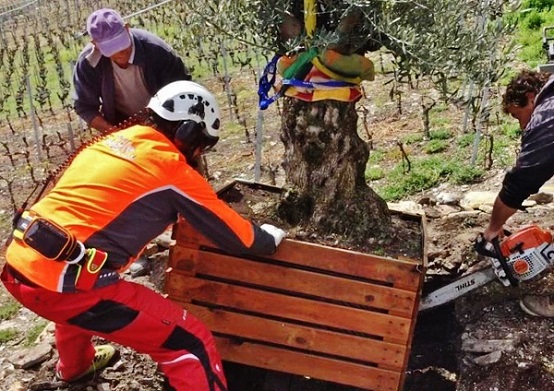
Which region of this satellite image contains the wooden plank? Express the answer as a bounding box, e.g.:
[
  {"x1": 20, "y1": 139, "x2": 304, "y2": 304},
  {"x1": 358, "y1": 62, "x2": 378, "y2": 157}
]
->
[
  {"x1": 171, "y1": 246, "x2": 417, "y2": 316},
  {"x1": 166, "y1": 273, "x2": 412, "y2": 343},
  {"x1": 214, "y1": 336, "x2": 401, "y2": 391},
  {"x1": 185, "y1": 303, "x2": 406, "y2": 369},
  {"x1": 172, "y1": 223, "x2": 422, "y2": 291}
]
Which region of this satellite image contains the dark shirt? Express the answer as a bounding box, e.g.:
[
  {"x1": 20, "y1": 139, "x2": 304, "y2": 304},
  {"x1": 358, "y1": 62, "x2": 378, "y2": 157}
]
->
[
  {"x1": 499, "y1": 76, "x2": 554, "y2": 209},
  {"x1": 73, "y1": 28, "x2": 191, "y2": 125}
]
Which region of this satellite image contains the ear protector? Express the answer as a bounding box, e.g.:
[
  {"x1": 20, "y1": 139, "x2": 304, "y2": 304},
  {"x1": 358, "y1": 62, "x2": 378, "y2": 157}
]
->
[
  {"x1": 174, "y1": 120, "x2": 203, "y2": 150},
  {"x1": 173, "y1": 120, "x2": 219, "y2": 163}
]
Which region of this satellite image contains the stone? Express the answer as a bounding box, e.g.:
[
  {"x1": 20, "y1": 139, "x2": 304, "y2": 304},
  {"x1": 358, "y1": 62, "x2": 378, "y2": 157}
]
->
[
  {"x1": 472, "y1": 350, "x2": 503, "y2": 366},
  {"x1": 460, "y1": 191, "x2": 497, "y2": 210},
  {"x1": 461, "y1": 338, "x2": 517, "y2": 353},
  {"x1": 8, "y1": 381, "x2": 25, "y2": 391},
  {"x1": 387, "y1": 200, "x2": 425, "y2": 215},
  {"x1": 528, "y1": 192, "x2": 554, "y2": 204},
  {"x1": 154, "y1": 229, "x2": 175, "y2": 248},
  {"x1": 436, "y1": 191, "x2": 460, "y2": 205},
  {"x1": 8, "y1": 343, "x2": 52, "y2": 369}
]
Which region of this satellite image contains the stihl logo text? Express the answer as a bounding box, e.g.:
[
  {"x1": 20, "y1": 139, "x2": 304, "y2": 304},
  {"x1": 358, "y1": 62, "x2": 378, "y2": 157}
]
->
[{"x1": 455, "y1": 279, "x2": 476, "y2": 292}]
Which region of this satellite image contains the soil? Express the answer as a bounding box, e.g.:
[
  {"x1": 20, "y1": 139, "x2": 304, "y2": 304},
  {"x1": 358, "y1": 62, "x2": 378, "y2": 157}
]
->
[
  {"x1": 3, "y1": 74, "x2": 554, "y2": 391},
  {"x1": 219, "y1": 180, "x2": 423, "y2": 261}
]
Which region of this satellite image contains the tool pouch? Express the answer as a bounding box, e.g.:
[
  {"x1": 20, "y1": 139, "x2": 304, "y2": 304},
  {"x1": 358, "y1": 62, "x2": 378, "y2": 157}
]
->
[
  {"x1": 13, "y1": 211, "x2": 84, "y2": 263},
  {"x1": 75, "y1": 248, "x2": 109, "y2": 291}
]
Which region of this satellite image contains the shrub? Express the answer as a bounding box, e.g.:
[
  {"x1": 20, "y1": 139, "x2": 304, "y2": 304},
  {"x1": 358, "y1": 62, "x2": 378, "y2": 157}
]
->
[
  {"x1": 451, "y1": 165, "x2": 484, "y2": 184},
  {"x1": 526, "y1": 10, "x2": 545, "y2": 29},
  {"x1": 429, "y1": 129, "x2": 453, "y2": 140},
  {"x1": 522, "y1": 0, "x2": 554, "y2": 12},
  {"x1": 425, "y1": 139, "x2": 448, "y2": 154}
]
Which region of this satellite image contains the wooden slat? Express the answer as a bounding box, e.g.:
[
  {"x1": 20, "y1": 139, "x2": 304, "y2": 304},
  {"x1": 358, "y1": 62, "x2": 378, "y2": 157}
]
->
[
  {"x1": 214, "y1": 336, "x2": 401, "y2": 391},
  {"x1": 168, "y1": 184, "x2": 427, "y2": 391},
  {"x1": 185, "y1": 303, "x2": 406, "y2": 369},
  {"x1": 171, "y1": 246, "x2": 417, "y2": 317},
  {"x1": 166, "y1": 273, "x2": 412, "y2": 343},
  {"x1": 172, "y1": 223, "x2": 422, "y2": 291}
]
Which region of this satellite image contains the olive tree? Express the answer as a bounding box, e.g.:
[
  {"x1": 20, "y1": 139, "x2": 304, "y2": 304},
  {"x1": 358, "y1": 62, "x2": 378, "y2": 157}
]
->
[{"x1": 182, "y1": 0, "x2": 517, "y2": 245}]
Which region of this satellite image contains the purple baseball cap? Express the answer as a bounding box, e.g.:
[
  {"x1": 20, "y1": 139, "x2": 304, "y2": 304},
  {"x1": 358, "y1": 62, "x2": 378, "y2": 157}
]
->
[{"x1": 86, "y1": 9, "x2": 131, "y2": 57}]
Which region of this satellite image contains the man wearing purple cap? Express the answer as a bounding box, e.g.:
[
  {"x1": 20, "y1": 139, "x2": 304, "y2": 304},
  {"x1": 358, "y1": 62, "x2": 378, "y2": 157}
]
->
[{"x1": 73, "y1": 8, "x2": 191, "y2": 133}]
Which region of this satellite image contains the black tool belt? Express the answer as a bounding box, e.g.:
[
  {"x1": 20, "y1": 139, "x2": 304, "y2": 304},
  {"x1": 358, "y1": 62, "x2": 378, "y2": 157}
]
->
[
  {"x1": 13, "y1": 211, "x2": 86, "y2": 264},
  {"x1": 12, "y1": 211, "x2": 109, "y2": 291}
]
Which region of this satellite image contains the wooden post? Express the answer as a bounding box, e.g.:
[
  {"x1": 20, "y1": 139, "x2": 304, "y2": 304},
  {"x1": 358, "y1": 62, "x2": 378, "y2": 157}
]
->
[{"x1": 26, "y1": 75, "x2": 42, "y2": 161}]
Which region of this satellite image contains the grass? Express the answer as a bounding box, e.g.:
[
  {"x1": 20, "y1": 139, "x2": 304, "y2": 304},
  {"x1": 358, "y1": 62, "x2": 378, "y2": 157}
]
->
[
  {"x1": 511, "y1": 2, "x2": 554, "y2": 68},
  {"x1": 0, "y1": 299, "x2": 21, "y2": 320},
  {"x1": 24, "y1": 319, "x2": 48, "y2": 346},
  {"x1": 424, "y1": 139, "x2": 448, "y2": 154},
  {"x1": 0, "y1": 328, "x2": 19, "y2": 344},
  {"x1": 0, "y1": 299, "x2": 22, "y2": 345},
  {"x1": 374, "y1": 155, "x2": 485, "y2": 201}
]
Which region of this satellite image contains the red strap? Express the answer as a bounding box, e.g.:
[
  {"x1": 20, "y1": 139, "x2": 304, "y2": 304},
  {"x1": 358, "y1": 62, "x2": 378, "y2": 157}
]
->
[{"x1": 75, "y1": 249, "x2": 108, "y2": 291}]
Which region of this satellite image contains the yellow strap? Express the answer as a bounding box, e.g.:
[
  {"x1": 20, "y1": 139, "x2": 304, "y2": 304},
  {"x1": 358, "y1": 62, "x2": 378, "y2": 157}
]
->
[{"x1": 304, "y1": 0, "x2": 316, "y2": 39}]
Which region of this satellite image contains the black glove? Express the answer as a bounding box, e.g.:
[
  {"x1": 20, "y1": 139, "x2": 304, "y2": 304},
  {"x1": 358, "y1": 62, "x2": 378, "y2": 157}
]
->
[{"x1": 474, "y1": 233, "x2": 497, "y2": 258}]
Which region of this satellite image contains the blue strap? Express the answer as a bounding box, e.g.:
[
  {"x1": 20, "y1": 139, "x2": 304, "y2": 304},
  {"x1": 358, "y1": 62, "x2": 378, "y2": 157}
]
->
[
  {"x1": 258, "y1": 54, "x2": 282, "y2": 110},
  {"x1": 282, "y1": 78, "x2": 354, "y2": 89}
]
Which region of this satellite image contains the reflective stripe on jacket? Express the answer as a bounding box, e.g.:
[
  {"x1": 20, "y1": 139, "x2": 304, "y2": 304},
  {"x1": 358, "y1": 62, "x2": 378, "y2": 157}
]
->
[{"x1": 6, "y1": 125, "x2": 276, "y2": 292}]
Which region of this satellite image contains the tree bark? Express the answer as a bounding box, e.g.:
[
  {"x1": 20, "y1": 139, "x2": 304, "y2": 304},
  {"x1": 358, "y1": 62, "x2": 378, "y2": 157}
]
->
[{"x1": 279, "y1": 97, "x2": 391, "y2": 244}]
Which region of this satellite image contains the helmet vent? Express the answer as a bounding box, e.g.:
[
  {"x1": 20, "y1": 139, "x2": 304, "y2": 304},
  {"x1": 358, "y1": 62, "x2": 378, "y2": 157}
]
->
[
  {"x1": 189, "y1": 101, "x2": 206, "y2": 120},
  {"x1": 162, "y1": 99, "x2": 175, "y2": 113}
]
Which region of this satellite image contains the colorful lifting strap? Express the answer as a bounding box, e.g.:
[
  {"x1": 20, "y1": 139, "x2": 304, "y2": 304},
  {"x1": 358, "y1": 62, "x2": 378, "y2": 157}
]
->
[{"x1": 258, "y1": 48, "x2": 356, "y2": 110}]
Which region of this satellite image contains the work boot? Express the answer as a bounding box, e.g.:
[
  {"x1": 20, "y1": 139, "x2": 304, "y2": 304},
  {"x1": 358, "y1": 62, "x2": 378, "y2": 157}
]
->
[
  {"x1": 56, "y1": 344, "x2": 118, "y2": 382},
  {"x1": 129, "y1": 255, "x2": 151, "y2": 278},
  {"x1": 519, "y1": 295, "x2": 554, "y2": 317}
]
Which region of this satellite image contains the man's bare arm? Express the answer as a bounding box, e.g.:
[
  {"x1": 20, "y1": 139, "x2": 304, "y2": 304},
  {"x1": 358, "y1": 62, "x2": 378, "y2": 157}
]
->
[{"x1": 484, "y1": 196, "x2": 517, "y2": 241}]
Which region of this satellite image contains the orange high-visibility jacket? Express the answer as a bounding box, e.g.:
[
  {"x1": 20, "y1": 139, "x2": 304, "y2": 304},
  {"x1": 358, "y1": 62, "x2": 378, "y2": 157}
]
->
[{"x1": 6, "y1": 125, "x2": 277, "y2": 292}]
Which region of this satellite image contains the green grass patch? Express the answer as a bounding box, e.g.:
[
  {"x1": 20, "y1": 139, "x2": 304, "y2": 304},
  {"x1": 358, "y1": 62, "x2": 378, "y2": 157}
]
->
[
  {"x1": 0, "y1": 328, "x2": 19, "y2": 345},
  {"x1": 368, "y1": 149, "x2": 386, "y2": 163},
  {"x1": 511, "y1": 2, "x2": 554, "y2": 66},
  {"x1": 25, "y1": 319, "x2": 49, "y2": 347},
  {"x1": 425, "y1": 139, "x2": 448, "y2": 154},
  {"x1": 500, "y1": 122, "x2": 522, "y2": 139},
  {"x1": 375, "y1": 156, "x2": 484, "y2": 201},
  {"x1": 366, "y1": 165, "x2": 385, "y2": 181},
  {"x1": 0, "y1": 299, "x2": 21, "y2": 321},
  {"x1": 402, "y1": 133, "x2": 424, "y2": 145},
  {"x1": 429, "y1": 114, "x2": 453, "y2": 129},
  {"x1": 429, "y1": 129, "x2": 453, "y2": 140},
  {"x1": 457, "y1": 133, "x2": 475, "y2": 148}
]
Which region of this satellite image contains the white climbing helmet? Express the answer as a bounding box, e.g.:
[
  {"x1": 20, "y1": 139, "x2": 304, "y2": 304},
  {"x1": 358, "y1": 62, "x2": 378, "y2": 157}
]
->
[{"x1": 147, "y1": 80, "x2": 221, "y2": 138}]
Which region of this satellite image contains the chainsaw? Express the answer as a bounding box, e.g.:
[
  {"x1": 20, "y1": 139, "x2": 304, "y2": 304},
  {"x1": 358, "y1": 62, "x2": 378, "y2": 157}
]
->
[{"x1": 419, "y1": 225, "x2": 554, "y2": 311}]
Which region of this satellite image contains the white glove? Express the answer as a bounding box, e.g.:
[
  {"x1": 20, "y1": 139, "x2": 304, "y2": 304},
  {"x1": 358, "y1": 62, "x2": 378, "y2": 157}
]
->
[{"x1": 260, "y1": 224, "x2": 286, "y2": 246}]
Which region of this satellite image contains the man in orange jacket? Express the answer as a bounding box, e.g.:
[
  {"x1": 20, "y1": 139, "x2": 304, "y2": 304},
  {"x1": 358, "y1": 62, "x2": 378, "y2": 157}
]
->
[{"x1": 1, "y1": 81, "x2": 285, "y2": 390}]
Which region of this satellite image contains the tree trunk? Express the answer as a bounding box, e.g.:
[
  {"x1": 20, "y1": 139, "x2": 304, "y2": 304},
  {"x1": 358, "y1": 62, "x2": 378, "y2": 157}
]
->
[{"x1": 278, "y1": 97, "x2": 391, "y2": 244}]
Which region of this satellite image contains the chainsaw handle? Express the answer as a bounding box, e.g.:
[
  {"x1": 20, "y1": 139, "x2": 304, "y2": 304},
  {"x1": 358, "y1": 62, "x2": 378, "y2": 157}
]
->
[
  {"x1": 490, "y1": 236, "x2": 519, "y2": 287},
  {"x1": 474, "y1": 228, "x2": 512, "y2": 257},
  {"x1": 474, "y1": 233, "x2": 496, "y2": 257},
  {"x1": 474, "y1": 233, "x2": 519, "y2": 287}
]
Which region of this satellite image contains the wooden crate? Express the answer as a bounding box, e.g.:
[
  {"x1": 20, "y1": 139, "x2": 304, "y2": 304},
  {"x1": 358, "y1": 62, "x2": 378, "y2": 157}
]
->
[{"x1": 165, "y1": 181, "x2": 426, "y2": 391}]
